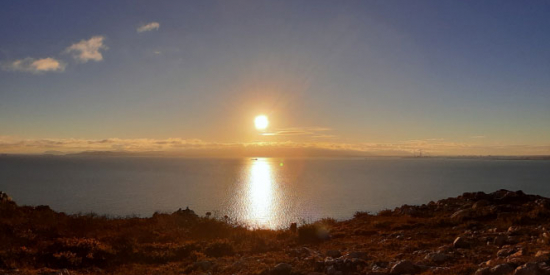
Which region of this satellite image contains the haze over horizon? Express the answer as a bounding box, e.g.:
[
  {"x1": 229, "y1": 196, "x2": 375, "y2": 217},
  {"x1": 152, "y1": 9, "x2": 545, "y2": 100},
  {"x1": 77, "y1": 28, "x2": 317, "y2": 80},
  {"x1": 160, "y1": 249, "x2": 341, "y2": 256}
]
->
[{"x1": 1, "y1": 1, "x2": 549, "y2": 156}]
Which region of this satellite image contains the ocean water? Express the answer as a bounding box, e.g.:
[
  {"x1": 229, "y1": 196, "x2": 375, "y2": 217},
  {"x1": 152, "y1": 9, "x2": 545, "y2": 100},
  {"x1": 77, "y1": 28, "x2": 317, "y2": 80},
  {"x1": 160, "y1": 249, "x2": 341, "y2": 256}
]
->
[{"x1": 0, "y1": 156, "x2": 549, "y2": 229}]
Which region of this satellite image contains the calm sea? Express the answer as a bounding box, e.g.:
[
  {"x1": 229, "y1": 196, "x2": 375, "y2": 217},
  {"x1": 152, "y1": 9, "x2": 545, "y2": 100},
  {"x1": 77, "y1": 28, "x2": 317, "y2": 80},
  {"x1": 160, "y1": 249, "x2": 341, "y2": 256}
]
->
[{"x1": 1, "y1": 156, "x2": 549, "y2": 229}]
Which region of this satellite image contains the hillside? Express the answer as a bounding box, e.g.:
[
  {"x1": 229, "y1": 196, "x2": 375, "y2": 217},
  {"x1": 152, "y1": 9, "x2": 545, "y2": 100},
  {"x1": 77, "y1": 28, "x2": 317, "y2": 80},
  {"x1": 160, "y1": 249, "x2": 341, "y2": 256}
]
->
[{"x1": 1, "y1": 189, "x2": 550, "y2": 275}]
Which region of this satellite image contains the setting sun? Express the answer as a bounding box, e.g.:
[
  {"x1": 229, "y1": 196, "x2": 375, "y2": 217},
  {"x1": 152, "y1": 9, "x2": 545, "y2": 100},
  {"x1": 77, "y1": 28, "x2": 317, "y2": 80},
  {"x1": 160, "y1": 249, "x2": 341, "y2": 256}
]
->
[{"x1": 254, "y1": 115, "x2": 269, "y2": 130}]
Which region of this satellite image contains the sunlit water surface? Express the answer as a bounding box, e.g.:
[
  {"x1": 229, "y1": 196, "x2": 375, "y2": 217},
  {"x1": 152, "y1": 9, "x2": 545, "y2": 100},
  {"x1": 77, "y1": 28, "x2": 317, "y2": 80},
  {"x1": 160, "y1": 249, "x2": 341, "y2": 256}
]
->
[{"x1": 1, "y1": 156, "x2": 550, "y2": 229}]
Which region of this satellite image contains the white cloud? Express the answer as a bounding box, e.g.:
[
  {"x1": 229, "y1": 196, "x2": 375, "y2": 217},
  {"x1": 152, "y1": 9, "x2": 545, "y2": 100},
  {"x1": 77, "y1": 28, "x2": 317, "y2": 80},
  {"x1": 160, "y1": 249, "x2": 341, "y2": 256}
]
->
[
  {"x1": 137, "y1": 22, "x2": 160, "y2": 33},
  {"x1": 2, "y1": 57, "x2": 66, "y2": 73},
  {"x1": 65, "y1": 36, "x2": 107, "y2": 62}
]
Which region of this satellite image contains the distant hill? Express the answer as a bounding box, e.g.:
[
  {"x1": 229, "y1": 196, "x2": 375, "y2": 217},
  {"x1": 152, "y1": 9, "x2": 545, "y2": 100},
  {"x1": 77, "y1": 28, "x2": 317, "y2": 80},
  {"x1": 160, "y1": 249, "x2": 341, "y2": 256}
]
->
[{"x1": 43, "y1": 150, "x2": 66, "y2": 155}]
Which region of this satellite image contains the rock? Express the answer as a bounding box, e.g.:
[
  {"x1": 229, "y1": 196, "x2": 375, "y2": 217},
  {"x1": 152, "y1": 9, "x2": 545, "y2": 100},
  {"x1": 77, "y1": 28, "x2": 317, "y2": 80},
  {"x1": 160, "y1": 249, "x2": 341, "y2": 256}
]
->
[
  {"x1": 173, "y1": 207, "x2": 198, "y2": 219},
  {"x1": 424, "y1": 252, "x2": 450, "y2": 263},
  {"x1": 485, "y1": 260, "x2": 496, "y2": 267},
  {"x1": 508, "y1": 227, "x2": 521, "y2": 235},
  {"x1": 475, "y1": 267, "x2": 492, "y2": 275},
  {"x1": 535, "y1": 251, "x2": 550, "y2": 261},
  {"x1": 271, "y1": 263, "x2": 292, "y2": 275},
  {"x1": 346, "y1": 251, "x2": 368, "y2": 259},
  {"x1": 509, "y1": 248, "x2": 525, "y2": 258},
  {"x1": 453, "y1": 237, "x2": 470, "y2": 248},
  {"x1": 41, "y1": 270, "x2": 71, "y2": 275},
  {"x1": 0, "y1": 191, "x2": 13, "y2": 203},
  {"x1": 498, "y1": 247, "x2": 517, "y2": 258},
  {"x1": 507, "y1": 236, "x2": 520, "y2": 245},
  {"x1": 372, "y1": 264, "x2": 388, "y2": 273},
  {"x1": 324, "y1": 257, "x2": 335, "y2": 266},
  {"x1": 326, "y1": 266, "x2": 336, "y2": 275},
  {"x1": 473, "y1": 200, "x2": 490, "y2": 210},
  {"x1": 390, "y1": 260, "x2": 419, "y2": 275},
  {"x1": 431, "y1": 267, "x2": 451, "y2": 272},
  {"x1": 514, "y1": 262, "x2": 542, "y2": 275},
  {"x1": 491, "y1": 264, "x2": 515, "y2": 275},
  {"x1": 539, "y1": 263, "x2": 550, "y2": 274},
  {"x1": 326, "y1": 250, "x2": 341, "y2": 258},
  {"x1": 507, "y1": 257, "x2": 525, "y2": 267},
  {"x1": 451, "y1": 209, "x2": 475, "y2": 222},
  {"x1": 313, "y1": 261, "x2": 325, "y2": 272},
  {"x1": 494, "y1": 235, "x2": 508, "y2": 247}
]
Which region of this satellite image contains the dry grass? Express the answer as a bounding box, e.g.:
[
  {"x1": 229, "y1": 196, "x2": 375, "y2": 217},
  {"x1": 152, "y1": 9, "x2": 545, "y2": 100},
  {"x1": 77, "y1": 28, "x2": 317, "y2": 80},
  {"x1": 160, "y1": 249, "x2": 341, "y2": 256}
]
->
[{"x1": 2, "y1": 189, "x2": 550, "y2": 274}]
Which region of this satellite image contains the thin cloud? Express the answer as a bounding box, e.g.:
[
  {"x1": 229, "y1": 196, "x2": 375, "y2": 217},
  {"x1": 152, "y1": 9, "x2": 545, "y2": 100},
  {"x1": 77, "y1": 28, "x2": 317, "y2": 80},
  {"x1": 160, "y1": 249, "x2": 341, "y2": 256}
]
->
[
  {"x1": 470, "y1": 135, "x2": 486, "y2": 139},
  {"x1": 65, "y1": 36, "x2": 107, "y2": 63},
  {"x1": 312, "y1": 135, "x2": 337, "y2": 139},
  {"x1": 261, "y1": 127, "x2": 331, "y2": 136},
  {"x1": 2, "y1": 57, "x2": 65, "y2": 73},
  {"x1": 0, "y1": 136, "x2": 548, "y2": 156},
  {"x1": 137, "y1": 22, "x2": 160, "y2": 33}
]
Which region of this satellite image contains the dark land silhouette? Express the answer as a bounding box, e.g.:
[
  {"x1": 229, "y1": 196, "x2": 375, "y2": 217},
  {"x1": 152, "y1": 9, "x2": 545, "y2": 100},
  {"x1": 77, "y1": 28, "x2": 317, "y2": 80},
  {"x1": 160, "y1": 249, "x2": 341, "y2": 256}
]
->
[{"x1": 2, "y1": 190, "x2": 550, "y2": 275}]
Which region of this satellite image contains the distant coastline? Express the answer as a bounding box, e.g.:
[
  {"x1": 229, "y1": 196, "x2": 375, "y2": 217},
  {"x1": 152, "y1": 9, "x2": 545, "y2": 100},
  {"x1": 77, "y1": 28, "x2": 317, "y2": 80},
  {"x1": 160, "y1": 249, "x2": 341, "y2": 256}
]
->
[{"x1": 1, "y1": 151, "x2": 550, "y2": 161}]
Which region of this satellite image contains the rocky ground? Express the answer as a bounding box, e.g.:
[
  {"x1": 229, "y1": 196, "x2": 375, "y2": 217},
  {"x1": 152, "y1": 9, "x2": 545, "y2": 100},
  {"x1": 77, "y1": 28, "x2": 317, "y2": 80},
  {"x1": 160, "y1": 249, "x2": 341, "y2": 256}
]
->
[{"x1": 2, "y1": 189, "x2": 550, "y2": 275}]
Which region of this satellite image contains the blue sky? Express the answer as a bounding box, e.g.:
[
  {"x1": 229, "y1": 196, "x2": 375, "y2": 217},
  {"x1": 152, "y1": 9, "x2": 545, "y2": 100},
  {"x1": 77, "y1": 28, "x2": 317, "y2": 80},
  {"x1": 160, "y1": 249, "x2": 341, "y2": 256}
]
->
[{"x1": 1, "y1": 1, "x2": 549, "y2": 155}]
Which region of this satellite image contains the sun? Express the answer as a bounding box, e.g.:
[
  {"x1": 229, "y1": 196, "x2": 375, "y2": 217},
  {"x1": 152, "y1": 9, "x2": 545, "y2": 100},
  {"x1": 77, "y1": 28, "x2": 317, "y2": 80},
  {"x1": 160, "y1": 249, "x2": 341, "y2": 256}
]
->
[{"x1": 254, "y1": 115, "x2": 269, "y2": 130}]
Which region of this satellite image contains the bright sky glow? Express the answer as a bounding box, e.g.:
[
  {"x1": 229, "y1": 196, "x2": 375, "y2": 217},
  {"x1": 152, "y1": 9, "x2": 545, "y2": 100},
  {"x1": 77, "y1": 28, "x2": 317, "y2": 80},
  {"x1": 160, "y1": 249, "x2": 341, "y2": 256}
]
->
[{"x1": 0, "y1": 1, "x2": 549, "y2": 156}]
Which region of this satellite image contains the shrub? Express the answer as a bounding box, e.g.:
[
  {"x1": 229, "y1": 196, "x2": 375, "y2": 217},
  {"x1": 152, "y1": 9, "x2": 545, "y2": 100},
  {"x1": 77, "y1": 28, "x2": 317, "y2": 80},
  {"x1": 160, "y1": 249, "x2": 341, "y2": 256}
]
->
[
  {"x1": 204, "y1": 240, "x2": 234, "y2": 257},
  {"x1": 378, "y1": 209, "x2": 393, "y2": 217},
  {"x1": 372, "y1": 221, "x2": 392, "y2": 229},
  {"x1": 317, "y1": 217, "x2": 337, "y2": 226},
  {"x1": 44, "y1": 237, "x2": 114, "y2": 268},
  {"x1": 354, "y1": 211, "x2": 372, "y2": 219},
  {"x1": 297, "y1": 224, "x2": 329, "y2": 243},
  {"x1": 134, "y1": 242, "x2": 199, "y2": 264}
]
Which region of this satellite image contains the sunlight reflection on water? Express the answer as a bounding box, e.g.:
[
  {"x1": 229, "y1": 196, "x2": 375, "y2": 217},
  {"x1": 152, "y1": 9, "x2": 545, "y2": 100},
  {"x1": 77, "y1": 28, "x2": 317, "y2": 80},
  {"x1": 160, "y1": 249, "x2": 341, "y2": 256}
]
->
[
  {"x1": 3, "y1": 156, "x2": 550, "y2": 231},
  {"x1": 245, "y1": 158, "x2": 277, "y2": 228},
  {"x1": 227, "y1": 158, "x2": 299, "y2": 229}
]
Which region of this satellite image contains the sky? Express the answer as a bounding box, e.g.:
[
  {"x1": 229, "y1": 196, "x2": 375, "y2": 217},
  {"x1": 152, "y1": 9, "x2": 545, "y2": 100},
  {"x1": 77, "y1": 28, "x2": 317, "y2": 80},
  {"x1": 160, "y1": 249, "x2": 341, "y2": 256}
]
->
[{"x1": 1, "y1": 1, "x2": 549, "y2": 156}]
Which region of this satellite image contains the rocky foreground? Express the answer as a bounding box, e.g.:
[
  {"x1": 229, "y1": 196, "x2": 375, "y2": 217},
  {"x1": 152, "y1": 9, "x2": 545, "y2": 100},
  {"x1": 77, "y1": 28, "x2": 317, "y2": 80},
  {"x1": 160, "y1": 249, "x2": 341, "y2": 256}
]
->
[{"x1": 2, "y1": 190, "x2": 550, "y2": 275}]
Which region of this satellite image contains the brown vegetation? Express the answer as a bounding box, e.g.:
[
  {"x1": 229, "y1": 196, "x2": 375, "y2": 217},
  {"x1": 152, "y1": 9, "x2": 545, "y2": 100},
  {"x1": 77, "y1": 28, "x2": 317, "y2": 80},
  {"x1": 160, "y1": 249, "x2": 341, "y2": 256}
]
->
[{"x1": 1, "y1": 190, "x2": 550, "y2": 275}]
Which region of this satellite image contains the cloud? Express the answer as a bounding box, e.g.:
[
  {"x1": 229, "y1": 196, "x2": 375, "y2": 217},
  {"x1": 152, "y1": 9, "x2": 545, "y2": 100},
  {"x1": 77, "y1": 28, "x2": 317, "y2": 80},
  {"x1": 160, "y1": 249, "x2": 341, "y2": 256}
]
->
[
  {"x1": 1, "y1": 136, "x2": 548, "y2": 156},
  {"x1": 261, "y1": 127, "x2": 332, "y2": 136},
  {"x1": 137, "y1": 22, "x2": 160, "y2": 33},
  {"x1": 65, "y1": 36, "x2": 107, "y2": 62},
  {"x1": 470, "y1": 135, "x2": 486, "y2": 139},
  {"x1": 2, "y1": 57, "x2": 65, "y2": 73}
]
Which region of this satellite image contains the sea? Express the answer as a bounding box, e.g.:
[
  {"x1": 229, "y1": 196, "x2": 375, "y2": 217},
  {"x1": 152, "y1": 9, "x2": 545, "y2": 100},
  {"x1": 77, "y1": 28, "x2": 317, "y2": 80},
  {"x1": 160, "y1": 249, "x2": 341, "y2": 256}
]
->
[{"x1": 1, "y1": 155, "x2": 549, "y2": 229}]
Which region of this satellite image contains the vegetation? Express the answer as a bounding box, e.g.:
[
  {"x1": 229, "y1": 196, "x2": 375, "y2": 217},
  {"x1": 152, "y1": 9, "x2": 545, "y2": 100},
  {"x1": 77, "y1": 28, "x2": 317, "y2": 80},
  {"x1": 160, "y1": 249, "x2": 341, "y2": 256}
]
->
[{"x1": 1, "y1": 190, "x2": 550, "y2": 274}]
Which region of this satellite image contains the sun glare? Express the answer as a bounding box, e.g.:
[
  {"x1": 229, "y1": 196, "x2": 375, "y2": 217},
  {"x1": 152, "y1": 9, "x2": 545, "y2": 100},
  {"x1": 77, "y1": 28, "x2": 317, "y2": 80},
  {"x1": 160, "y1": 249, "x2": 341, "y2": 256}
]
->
[{"x1": 254, "y1": 115, "x2": 269, "y2": 130}]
